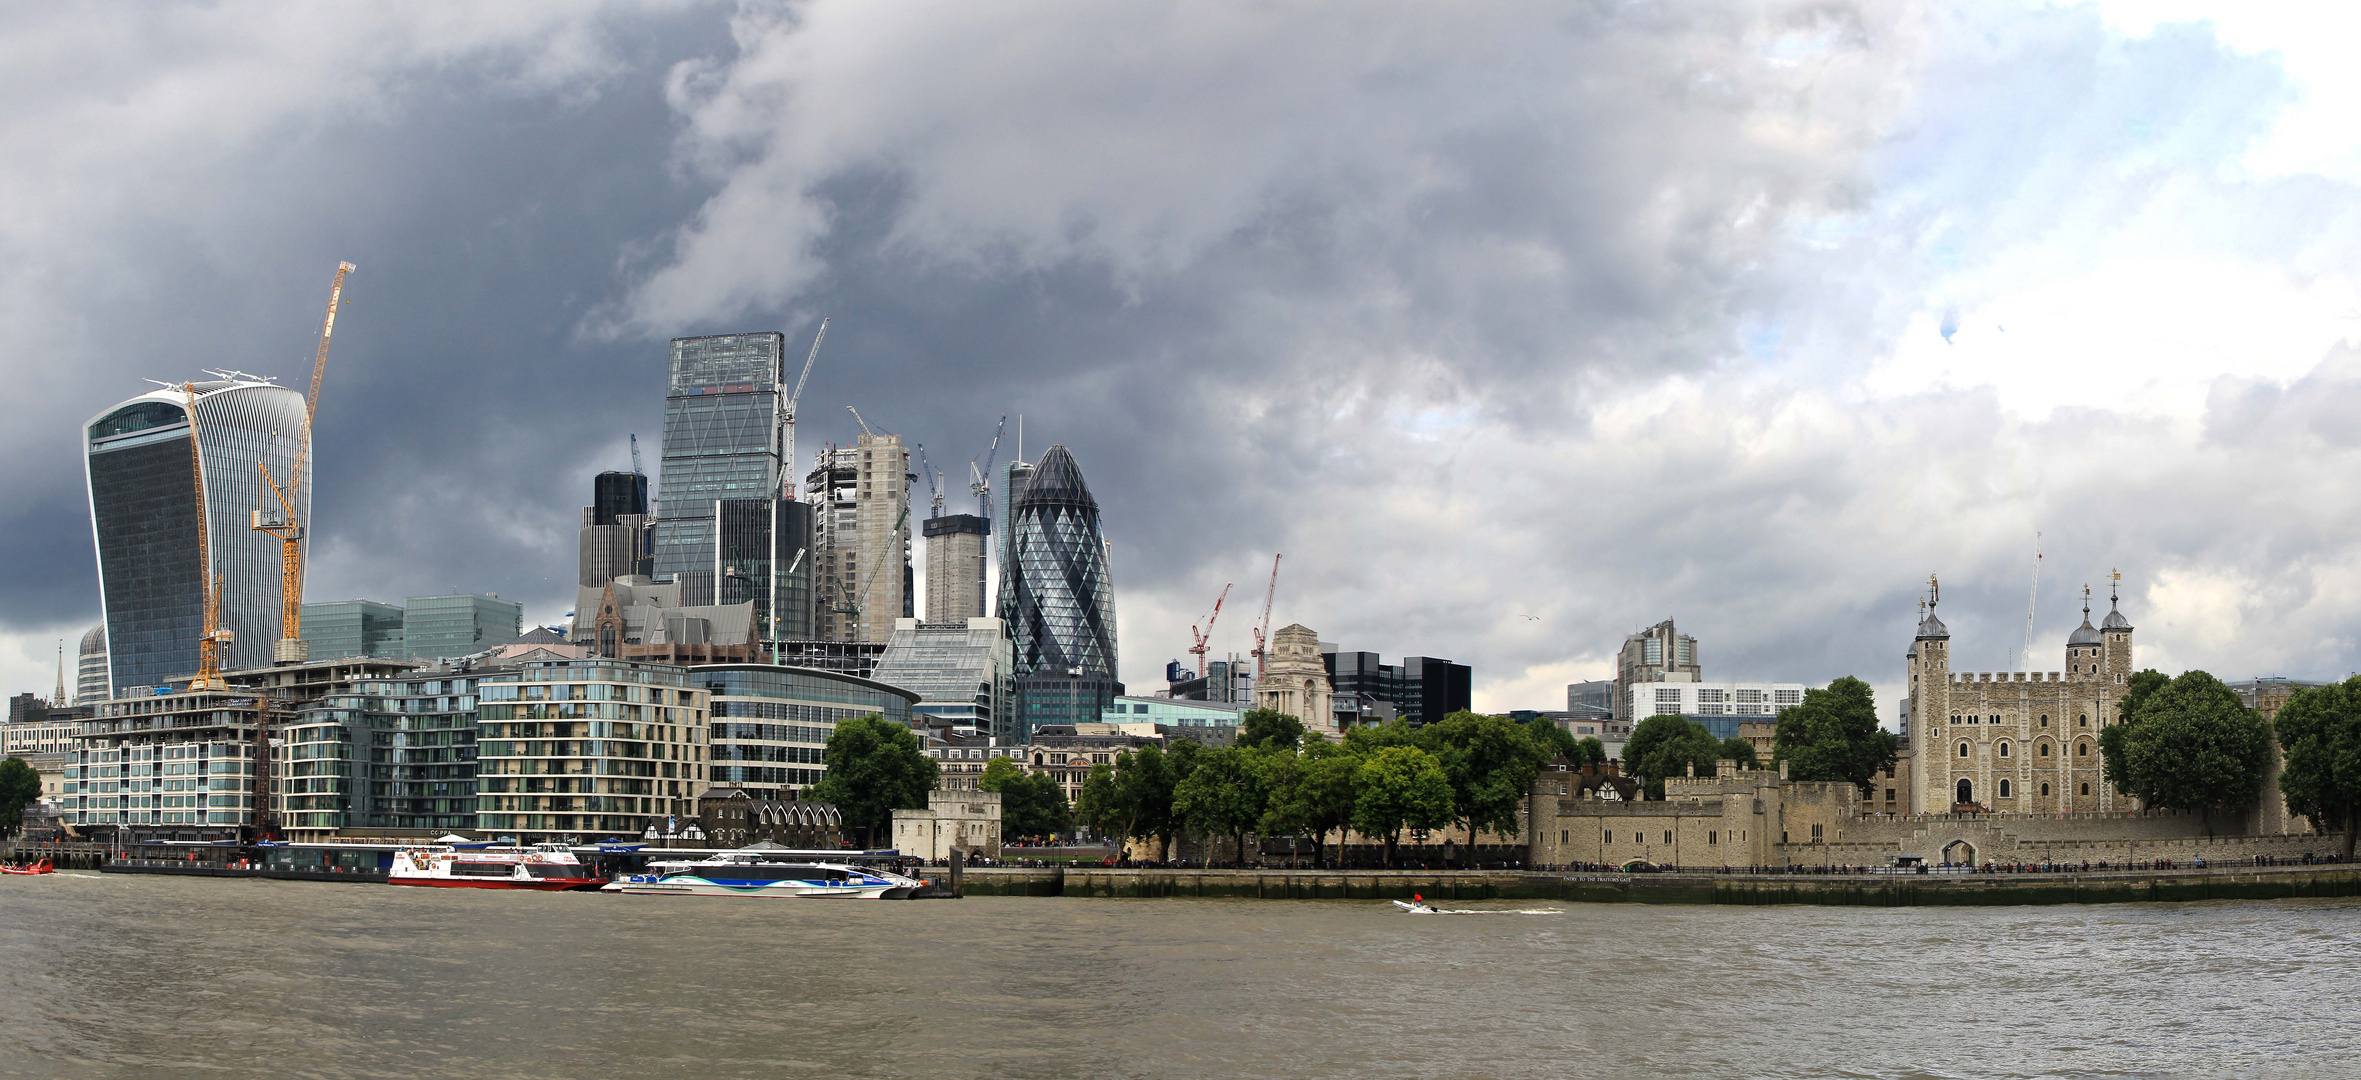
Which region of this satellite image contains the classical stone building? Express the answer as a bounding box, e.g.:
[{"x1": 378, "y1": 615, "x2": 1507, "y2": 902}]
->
[
  {"x1": 1253, "y1": 623, "x2": 1336, "y2": 736},
  {"x1": 1905, "y1": 578, "x2": 2130, "y2": 815},
  {"x1": 892, "y1": 788, "x2": 1001, "y2": 861}
]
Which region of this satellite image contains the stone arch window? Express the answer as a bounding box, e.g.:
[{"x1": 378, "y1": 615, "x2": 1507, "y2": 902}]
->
[
  {"x1": 2077, "y1": 742, "x2": 2090, "y2": 757},
  {"x1": 1998, "y1": 779, "x2": 2012, "y2": 798},
  {"x1": 2077, "y1": 714, "x2": 2088, "y2": 727},
  {"x1": 2079, "y1": 782, "x2": 2090, "y2": 795},
  {"x1": 1956, "y1": 778, "x2": 1973, "y2": 804},
  {"x1": 1998, "y1": 741, "x2": 2011, "y2": 758},
  {"x1": 1958, "y1": 742, "x2": 1971, "y2": 758},
  {"x1": 2040, "y1": 782, "x2": 2051, "y2": 797},
  {"x1": 2040, "y1": 715, "x2": 2049, "y2": 727},
  {"x1": 2039, "y1": 742, "x2": 2050, "y2": 757}
]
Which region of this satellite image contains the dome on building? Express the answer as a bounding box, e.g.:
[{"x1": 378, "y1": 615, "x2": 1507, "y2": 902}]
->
[
  {"x1": 2102, "y1": 603, "x2": 2132, "y2": 632},
  {"x1": 2067, "y1": 617, "x2": 2103, "y2": 646},
  {"x1": 79, "y1": 624, "x2": 106, "y2": 655},
  {"x1": 1916, "y1": 611, "x2": 1948, "y2": 640}
]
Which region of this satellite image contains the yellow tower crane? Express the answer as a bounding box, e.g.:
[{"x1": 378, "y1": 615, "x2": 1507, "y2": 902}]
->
[
  {"x1": 254, "y1": 261, "x2": 355, "y2": 665},
  {"x1": 183, "y1": 382, "x2": 232, "y2": 690}
]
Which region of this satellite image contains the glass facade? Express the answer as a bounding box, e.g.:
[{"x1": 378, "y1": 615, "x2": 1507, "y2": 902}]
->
[
  {"x1": 85, "y1": 378, "x2": 307, "y2": 695},
  {"x1": 59, "y1": 690, "x2": 277, "y2": 839},
  {"x1": 869, "y1": 617, "x2": 1012, "y2": 739},
  {"x1": 1001, "y1": 444, "x2": 1118, "y2": 685},
  {"x1": 300, "y1": 599, "x2": 407, "y2": 660},
  {"x1": 399, "y1": 594, "x2": 521, "y2": 661},
  {"x1": 655, "y1": 333, "x2": 784, "y2": 596},
  {"x1": 692, "y1": 663, "x2": 918, "y2": 794},
  {"x1": 283, "y1": 671, "x2": 484, "y2": 838},
  {"x1": 473, "y1": 660, "x2": 708, "y2": 843},
  {"x1": 716, "y1": 498, "x2": 814, "y2": 643}
]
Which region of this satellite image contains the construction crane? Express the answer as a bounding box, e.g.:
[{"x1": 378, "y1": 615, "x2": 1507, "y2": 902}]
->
[
  {"x1": 970, "y1": 414, "x2": 1007, "y2": 520},
  {"x1": 778, "y1": 316, "x2": 827, "y2": 499},
  {"x1": 1249, "y1": 553, "x2": 1282, "y2": 680},
  {"x1": 630, "y1": 433, "x2": 644, "y2": 476},
  {"x1": 252, "y1": 260, "x2": 355, "y2": 665},
  {"x1": 183, "y1": 382, "x2": 233, "y2": 690},
  {"x1": 1188, "y1": 582, "x2": 1232, "y2": 678},
  {"x1": 916, "y1": 443, "x2": 944, "y2": 519},
  {"x1": 846, "y1": 404, "x2": 877, "y2": 438}
]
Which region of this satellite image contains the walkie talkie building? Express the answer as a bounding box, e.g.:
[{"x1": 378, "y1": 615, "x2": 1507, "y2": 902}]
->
[{"x1": 83, "y1": 374, "x2": 309, "y2": 697}]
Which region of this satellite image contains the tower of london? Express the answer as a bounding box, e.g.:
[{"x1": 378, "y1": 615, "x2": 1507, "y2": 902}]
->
[{"x1": 1905, "y1": 575, "x2": 2133, "y2": 815}]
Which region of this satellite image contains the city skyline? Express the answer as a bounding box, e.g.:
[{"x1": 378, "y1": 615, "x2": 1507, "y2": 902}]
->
[{"x1": 9, "y1": 5, "x2": 2361, "y2": 718}]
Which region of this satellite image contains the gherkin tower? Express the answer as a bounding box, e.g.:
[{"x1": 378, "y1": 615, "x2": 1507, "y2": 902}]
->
[{"x1": 1001, "y1": 445, "x2": 1117, "y2": 679}]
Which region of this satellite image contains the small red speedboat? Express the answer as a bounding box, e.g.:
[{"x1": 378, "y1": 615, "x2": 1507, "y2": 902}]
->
[{"x1": 1, "y1": 859, "x2": 55, "y2": 875}]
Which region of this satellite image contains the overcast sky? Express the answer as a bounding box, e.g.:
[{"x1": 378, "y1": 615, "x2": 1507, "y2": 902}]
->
[{"x1": 6, "y1": 2, "x2": 2360, "y2": 721}]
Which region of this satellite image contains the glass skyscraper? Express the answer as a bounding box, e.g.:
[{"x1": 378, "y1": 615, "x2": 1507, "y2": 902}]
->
[
  {"x1": 655, "y1": 332, "x2": 785, "y2": 603},
  {"x1": 715, "y1": 497, "x2": 814, "y2": 643},
  {"x1": 84, "y1": 375, "x2": 308, "y2": 696},
  {"x1": 1001, "y1": 446, "x2": 1118, "y2": 738}
]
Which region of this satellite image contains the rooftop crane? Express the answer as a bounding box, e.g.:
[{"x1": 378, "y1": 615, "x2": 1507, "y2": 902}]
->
[
  {"x1": 183, "y1": 382, "x2": 233, "y2": 690},
  {"x1": 630, "y1": 433, "x2": 644, "y2": 476},
  {"x1": 1188, "y1": 582, "x2": 1232, "y2": 678},
  {"x1": 970, "y1": 414, "x2": 1007, "y2": 520},
  {"x1": 1249, "y1": 553, "x2": 1282, "y2": 680},
  {"x1": 846, "y1": 404, "x2": 877, "y2": 438},
  {"x1": 253, "y1": 261, "x2": 354, "y2": 665},
  {"x1": 916, "y1": 443, "x2": 944, "y2": 519},
  {"x1": 778, "y1": 317, "x2": 827, "y2": 499}
]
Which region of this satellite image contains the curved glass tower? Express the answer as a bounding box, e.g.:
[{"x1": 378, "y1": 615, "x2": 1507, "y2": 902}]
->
[
  {"x1": 1002, "y1": 445, "x2": 1117, "y2": 678},
  {"x1": 84, "y1": 375, "x2": 308, "y2": 696}
]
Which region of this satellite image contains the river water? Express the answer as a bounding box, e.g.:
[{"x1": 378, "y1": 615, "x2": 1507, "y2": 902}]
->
[{"x1": 2, "y1": 873, "x2": 2357, "y2": 1079}]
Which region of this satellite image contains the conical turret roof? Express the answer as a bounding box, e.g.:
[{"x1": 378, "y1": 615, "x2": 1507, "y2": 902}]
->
[{"x1": 1014, "y1": 445, "x2": 1097, "y2": 513}]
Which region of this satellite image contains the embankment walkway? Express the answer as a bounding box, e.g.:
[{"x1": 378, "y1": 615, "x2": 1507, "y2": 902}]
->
[{"x1": 957, "y1": 864, "x2": 2361, "y2": 906}]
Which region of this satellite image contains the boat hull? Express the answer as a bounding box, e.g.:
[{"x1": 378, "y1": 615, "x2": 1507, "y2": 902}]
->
[
  {"x1": 603, "y1": 875, "x2": 898, "y2": 899},
  {"x1": 388, "y1": 876, "x2": 601, "y2": 891}
]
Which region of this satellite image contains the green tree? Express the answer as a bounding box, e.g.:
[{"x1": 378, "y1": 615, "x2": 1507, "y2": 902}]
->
[
  {"x1": 1348, "y1": 745, "x2": 1454, "y2": 867},
  {"x1": 2100, "y1": 669, "x2": 2171, "y2": 783},
  {"x1": 1623, "y1": 714, "x2": 1721, "y2": 798},
  {"x1": 2101, "y1": 670, "x2": 2272, "y2": 832},
  {"x1": 1426, "y1": 711, "x2": 1550, "y2": 852},
  {"x1": 1573, "y1": 736, "x2": 1608, "y2": 768},
  {"x1": 1235, "y1": 709, "x2": 1306, "y2": 752},
  {"x1": 1172, "y1": 746, "x2": 1268, "y2": 863},
  {"x1": 1525, "y1": 716, "x2": 1582, "y2": 764},
  {"x1": 1074, "y1": 762, "x2": 1121, "y2": 843},
  {"x1": 1101, "y1": 744, "x2": 1182, "y2": 860},
  {"x1": 1772, "y1": 676, "x2": 1899, "y2": 793},
  {"x1": 0, "y1": 757, "x2": 41, "y2": 836},
  {"x1": 979, "y1": 757, "x2": 1072, "y2": 842},
  {"x1": 1260, "y1": 741, "x2": 1360, "y2": 868},
  {"x1": 1718, "y1": 736, "x2": 1759, "y2": 771},
  {"x1": 809, "y1": 715, "x2": 939, "y2": 847},
  {"x1": 2273, "y1": 677, "x2": 2361, "y2": 859},
  {"x1": 1341, "y1": 719, "x2": 1429, "y2": 756}
]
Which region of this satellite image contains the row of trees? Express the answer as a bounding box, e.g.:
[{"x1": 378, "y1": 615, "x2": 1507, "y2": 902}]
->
[
  {"x1": 1619, "y1": 676, "x2": 1900, "y2": 798},
  {"x1": 2101, "y1": 668, "x2": 2361, "y2": 858},
  {"x1": 1074, "y1": 708, "x2": 1575, "y2": 867}
]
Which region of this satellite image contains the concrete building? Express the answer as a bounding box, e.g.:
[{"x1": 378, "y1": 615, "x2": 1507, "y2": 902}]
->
[
  {"x1": 870, "y1": 617, "x2": 1013, "y2": 739},
  {"x1": 1102, "y1": 695, "x2": 1245, "y2": 738},
  {"x1": 1611, "y1": 619, "x2": 1703, "y2": 724},
  {"x1": 85, "y1": 373, "x2": 309, "y2": 696},
  {"x1": 1904, "y1": 580, "x2": 2129, "y2": 815},
  {"x1": 892, "y1": 788, "x2": 1002, "y2": 861},
  {"x1": 474, "y1": 658, "x2": 712, "y2": 844},
  {"x1": 579, "y1": 470, "x2": 653, "y2": 587},
  {"x1": 923, "y1": 514, "x2": 989, "y2": 623},
  {"x1": 654, "y1": 332, "x2": 789, "y2": 605},
  {"x1": 926, "y1": 732, "x2": 1026, "y2": 792},
  {"x1": 697, "y1": 663, "x2": 919, "y2": 796},
  {"x1": 1254, "y1": 624, "x2": 1336, "y2": 736},
  {"x1": 999, "y1": 446, "x2": 1119, "y2": 740},
  {"x1": 76, "y1": 625, "x2": 108, "y2": 704},
  {"x1": 1165, "y1": 656, "x2": 1254, "y2": 705},
  {"x1": 60, "y1": 690, "x2": 293, "y2": 840},
  {"x1": 804, "y1": 434, "x2": 914, "y2": 644},
  {"x1": 1626, "y1": 681, "x2": 1807, "y2": 737},
  {"x1": 1567, "y1": 679, "x2": 1614, "y2": 714},
  {"x1": 281, "y1": 666, "x2": 487, "y2": 840}
]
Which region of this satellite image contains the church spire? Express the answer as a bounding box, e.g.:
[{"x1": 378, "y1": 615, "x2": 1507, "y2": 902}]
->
[{"x1": 54, "y1": 639, "x2": 66, "y2": 706}]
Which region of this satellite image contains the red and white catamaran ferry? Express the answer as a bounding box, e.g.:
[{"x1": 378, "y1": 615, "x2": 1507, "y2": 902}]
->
[{"x1": 388, "y1": 841, "x2": 606, "y2": 891}]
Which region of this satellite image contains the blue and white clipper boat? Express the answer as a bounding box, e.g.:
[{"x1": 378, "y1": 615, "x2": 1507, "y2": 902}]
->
[{"x1": 601, "y1": 850, "x2": 925, "y2": 899}]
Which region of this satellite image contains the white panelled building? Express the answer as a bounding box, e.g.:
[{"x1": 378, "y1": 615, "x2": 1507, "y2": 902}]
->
[{"x1": 1628, "y1": 681, "x2": 1805, "y2": 722}]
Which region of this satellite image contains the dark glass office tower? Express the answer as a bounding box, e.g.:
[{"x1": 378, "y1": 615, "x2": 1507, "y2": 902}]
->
[
  {"x1": 1002, "y1": 446, "x2": 1117, "y2": 738},
  {"x1": 593, "y1": 471, "x2": 648, "y2": 525},
  {"x1": 654, "y1": 333, "x2": 784, "y2": 604},
  {"x1": 716, "y1": 497, "x2": 814, "y2": 643},
  {"x1": 84, "y1": 376, "x2": 309, "y2": 695}
]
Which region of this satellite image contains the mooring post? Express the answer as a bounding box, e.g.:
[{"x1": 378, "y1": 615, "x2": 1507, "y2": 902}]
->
[{"x1": 949, "y1": 848, "x2": 964, "y2": 898}]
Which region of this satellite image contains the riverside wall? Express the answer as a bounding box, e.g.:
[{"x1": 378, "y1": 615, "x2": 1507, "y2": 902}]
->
[{"x1": 955, "y1": 864, "x2": 2361, "y2": 906}]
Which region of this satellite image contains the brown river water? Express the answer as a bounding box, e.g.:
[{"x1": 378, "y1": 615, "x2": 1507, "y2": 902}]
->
[{"x1": 2, "y1": 872, "x2": 2357, "y2": 1079}]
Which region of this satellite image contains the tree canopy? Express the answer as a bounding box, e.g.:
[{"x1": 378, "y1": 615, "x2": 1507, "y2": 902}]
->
[
  {"x1": 1718, "y1": 736, "x2": 1759, "y2": 771},
  {"x1": 1259, "y1": 740, "x2": 1359, "y2": 867},
  {"x1": 1235, "y1": 709, "x2": 1306, "y2": 752},
  {"x1": 979, "y1": 756, "x2": 1072, "y2": 841},
  {"x1": 0, "y1": 757, "x2": 41, "y2": 835},
  {"x1": 1426, "y1": 710, "x2": 1550, "y2": 846},
  {"x1": 1772, "y1": 676, "x2": 1898, "y2": 793},
  {"x1": 2273, "y1": 677, "x2": 2361, "y2": 859},
  {"x1": 809, "y1": 715, "x2": 939, "y2": 846},
  {"x1": 1172, "y1": 745, "x2": 1268, "y2": 860},
  {"x1": 1623, "y1": 714, "x2": 1721, "y2": 798},
  {"x1": 1348, "y1": 745, "x2": 1454, "y2": 867},
  {"x1": 2100, "y1": 669, "x2": 2272, "y2": 828}
]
